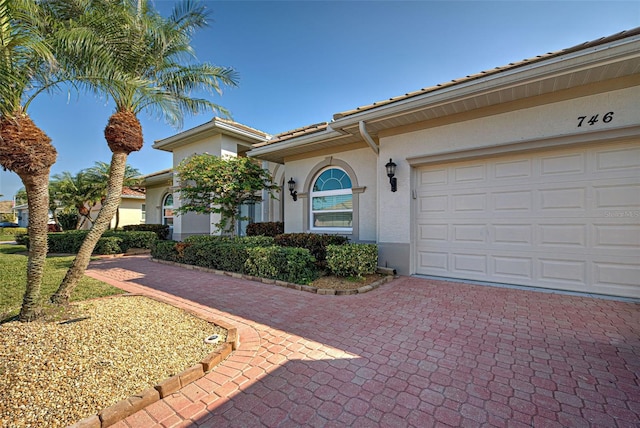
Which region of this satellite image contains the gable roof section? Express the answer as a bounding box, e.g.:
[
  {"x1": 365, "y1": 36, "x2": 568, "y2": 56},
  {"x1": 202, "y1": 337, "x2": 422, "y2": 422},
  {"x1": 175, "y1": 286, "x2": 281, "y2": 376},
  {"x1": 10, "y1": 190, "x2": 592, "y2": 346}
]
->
[
  {"x1": 154, "y1": 117, "x2": 270, "y2": 152},
  {"x1": 249, "y1": 27, "x2": 640, "y2": 163}
]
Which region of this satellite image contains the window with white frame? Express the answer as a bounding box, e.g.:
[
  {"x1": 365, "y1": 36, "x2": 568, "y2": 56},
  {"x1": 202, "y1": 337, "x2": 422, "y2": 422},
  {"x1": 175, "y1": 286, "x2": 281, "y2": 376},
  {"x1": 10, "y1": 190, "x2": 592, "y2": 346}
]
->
[
  {"x1": 310, "y1": 168, "x2": 352, "y2": 231},
  {"x1": 141, "y1": 204, "x2": 146, "y2": 222},
  {"x1": 162, "y1": 194, "x2": 174, "y2": 227}
]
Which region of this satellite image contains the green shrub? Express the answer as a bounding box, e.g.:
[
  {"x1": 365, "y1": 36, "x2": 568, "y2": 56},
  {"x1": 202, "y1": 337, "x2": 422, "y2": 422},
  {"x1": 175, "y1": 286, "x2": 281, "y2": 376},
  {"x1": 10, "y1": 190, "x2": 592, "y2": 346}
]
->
[
  {"x1": 15, "y1": 233, "x2": 28, "y2": 246},
  {"x1": 326, "y1": 243, "x2": 378, "y2": 277},
  {"x1": 20, "y1": 230, "x2": 157, "y2": 254},
  {"x1": 94, "y1": 237, "x2": 123, "y2": 255},
  {"x1": 48, "y1": 230, "x2": 88, "y2": 253},
  {"x1": 123, "y1": 224, "x2": 170, "y2": 240},
  {"x1": 246, "y1": 222, "x2": 284, "y2": 237},
  {"x1": 274, "y1": 233, "x2": 349, "y2": 265},
  {"x1": 245, "y1": 246, "x2": 317, "y2": 284},
  {"x1": 57, "y1": 213, "x2": 78, "y2": 231},
  {"x1": 151, "y1": 240, "x2": 180, "y2": 261},
  {"x1": 104, "y1": 231, "x2": 157, "y2": 252},
  {"x1": 0, "y1": 227, "x2": 27, "y2": 236},
  {"x1": 183, "y1": 242, "x2": 248, "y2": 273},
  {"x1": 184, "y1": 235, "x2": 230, "y2": 245}
]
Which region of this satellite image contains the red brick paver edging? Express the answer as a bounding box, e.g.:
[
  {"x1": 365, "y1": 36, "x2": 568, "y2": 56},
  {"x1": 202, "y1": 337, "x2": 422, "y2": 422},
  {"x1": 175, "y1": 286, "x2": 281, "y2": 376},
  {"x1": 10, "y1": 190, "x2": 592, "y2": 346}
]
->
[{"x1": 84, "y1": 255, "x2": 640, "y2": 428}]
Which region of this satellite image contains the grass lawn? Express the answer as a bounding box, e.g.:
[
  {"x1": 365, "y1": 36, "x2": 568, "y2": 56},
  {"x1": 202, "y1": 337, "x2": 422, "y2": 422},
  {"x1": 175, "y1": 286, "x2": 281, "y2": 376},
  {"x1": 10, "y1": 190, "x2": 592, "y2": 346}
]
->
[
  {"x1": 0, "y1": 244, "x2": 124, "y2": 320},
  {"x1": 0, "y1": 234, "x2": 17, "y2": 242}
]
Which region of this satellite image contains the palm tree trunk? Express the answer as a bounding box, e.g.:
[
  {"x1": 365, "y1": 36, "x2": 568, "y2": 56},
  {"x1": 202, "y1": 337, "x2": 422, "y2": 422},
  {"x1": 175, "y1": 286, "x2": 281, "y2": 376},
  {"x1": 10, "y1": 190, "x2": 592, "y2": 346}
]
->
[
  {"x1": 18, "y1": 171, "x2": 51, "y2": 321},
  {"x1": 51, "y1": 152, "x2": 127, "y2": 304}
]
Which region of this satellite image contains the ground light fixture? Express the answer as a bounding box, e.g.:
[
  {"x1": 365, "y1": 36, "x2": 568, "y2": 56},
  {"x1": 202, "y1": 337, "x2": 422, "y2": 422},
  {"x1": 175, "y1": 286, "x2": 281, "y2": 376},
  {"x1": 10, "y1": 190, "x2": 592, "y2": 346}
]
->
[
  {"x1": 288, "y1": 177, "x2": 298, "y2": 201},
  {"x1": 385, "y1": 158, "x2": 397, "y2": 192}
]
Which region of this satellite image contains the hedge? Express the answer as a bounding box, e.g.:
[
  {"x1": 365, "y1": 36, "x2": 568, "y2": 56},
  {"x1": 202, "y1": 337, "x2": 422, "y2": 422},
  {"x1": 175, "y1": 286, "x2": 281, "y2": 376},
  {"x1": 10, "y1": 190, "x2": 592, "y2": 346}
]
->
[
  {"x1": 0, "y1": 227, "x2": 27, "y2": 236},
  {"x1": 246, "y1": 222, "x2": 284, "y2": 237},
  {"x1": 326, "y1": 244, "x2": 378, "y2": 278},
  {"x1": 123, "y1": 224, "x2": 170, "y2": 240},
  {"x1": 18, "y1": 230, "x2": 157, "y2": 254},
  {"x1": 245, "y1": 246, "x2": 317, "y2": 284},
  {"x1": 274, "y1": 233, "x2": 349, "y2": 265}
]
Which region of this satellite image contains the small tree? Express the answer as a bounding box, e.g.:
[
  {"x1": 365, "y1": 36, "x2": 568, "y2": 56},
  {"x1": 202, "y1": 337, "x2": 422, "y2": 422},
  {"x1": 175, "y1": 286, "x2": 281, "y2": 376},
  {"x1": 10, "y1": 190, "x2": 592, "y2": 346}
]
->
[{"x1": 176, "y1": 154, "x2": 279, "y2": 236}]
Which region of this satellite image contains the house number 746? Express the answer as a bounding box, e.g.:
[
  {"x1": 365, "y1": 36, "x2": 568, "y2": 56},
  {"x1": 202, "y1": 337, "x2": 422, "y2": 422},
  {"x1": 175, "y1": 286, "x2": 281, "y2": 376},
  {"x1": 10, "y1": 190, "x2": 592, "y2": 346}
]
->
[{"x1": 577, "y1": 111, "x2": 614, "y2": 127}]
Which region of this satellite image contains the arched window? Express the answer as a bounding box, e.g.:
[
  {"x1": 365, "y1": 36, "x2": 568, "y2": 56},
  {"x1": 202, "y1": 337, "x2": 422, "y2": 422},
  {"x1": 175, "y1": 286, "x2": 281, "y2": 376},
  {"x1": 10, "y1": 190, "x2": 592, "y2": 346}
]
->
[
  {"x1": 162, "y1": 194, "x2": 174, "y2": 227},
  {"x1": 310, "y1": 168, "x2": 352, "y2": 231}
]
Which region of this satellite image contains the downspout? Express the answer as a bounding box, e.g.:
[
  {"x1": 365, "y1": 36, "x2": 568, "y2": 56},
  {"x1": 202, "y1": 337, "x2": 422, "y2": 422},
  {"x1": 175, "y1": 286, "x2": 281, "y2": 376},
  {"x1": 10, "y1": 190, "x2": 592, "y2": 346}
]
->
[{"x1": 359, "y1": 121, "x2": 379, "y2": 155}]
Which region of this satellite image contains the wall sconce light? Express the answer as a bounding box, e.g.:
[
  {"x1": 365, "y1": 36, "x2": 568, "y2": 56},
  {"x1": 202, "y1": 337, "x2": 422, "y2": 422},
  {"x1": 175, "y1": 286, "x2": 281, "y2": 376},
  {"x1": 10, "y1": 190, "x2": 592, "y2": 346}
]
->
[
  {"x1": 385, "y1": 158, "x2": 397, "y2": 192},
  {"x1": 287, "y1": 177, "x2": 298, "y2": 201}
]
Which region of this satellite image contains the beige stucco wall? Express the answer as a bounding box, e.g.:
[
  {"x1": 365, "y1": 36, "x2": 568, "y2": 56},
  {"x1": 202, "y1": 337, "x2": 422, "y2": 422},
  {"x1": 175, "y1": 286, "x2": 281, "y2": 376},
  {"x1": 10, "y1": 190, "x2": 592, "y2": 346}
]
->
[
  {"x1": 377, "y1": 85, "x2": 640, "y2": 245},
  {"x1": 112, "y1": 198, "x2": 144, "y2": 228},
  {"x1": 143, "y1": 184, "x2": 167, "y2": 224},
  {"x1": 283, "y1": 147, "x2": 378, "y2": 242}
]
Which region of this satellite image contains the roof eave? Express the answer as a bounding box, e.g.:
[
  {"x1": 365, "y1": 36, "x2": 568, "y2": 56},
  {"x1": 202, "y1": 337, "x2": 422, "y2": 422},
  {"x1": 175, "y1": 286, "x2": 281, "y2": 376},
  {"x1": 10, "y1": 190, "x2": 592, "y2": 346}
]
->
[
  {"x1": 248, "y1": 128, "x2": 344, "y2": 163},
  {"x1": 153, "y1": 118, "x2": 269, "y2": 152},
  {"x1": 331, "y1": 34, "x2": 640, "y2": 128}
]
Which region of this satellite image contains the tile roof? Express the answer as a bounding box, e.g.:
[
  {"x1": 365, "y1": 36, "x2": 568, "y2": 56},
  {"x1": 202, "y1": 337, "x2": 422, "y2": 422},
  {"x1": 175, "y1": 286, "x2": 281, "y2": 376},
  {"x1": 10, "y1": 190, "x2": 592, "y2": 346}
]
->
[
  {"x1": 121, "y1": 187, "x2": 145, "y2": 197},
  {"x1": 333, "y1": 27, "x2": 640, "y2": 120},
  {"x1": 214, "y1": 117, "x2": 271, "y2": 139},
  {"x1": 254, "y1": 122, "x2": 329, "y2": 148}
]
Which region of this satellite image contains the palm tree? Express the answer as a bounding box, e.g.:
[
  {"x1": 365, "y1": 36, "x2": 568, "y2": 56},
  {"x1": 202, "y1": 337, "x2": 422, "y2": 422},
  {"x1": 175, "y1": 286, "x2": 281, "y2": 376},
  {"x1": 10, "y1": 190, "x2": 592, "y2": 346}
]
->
[
  {"x1": 83, "y1": 161, "x2": 141, "y2": 229},
  {"x1": 50, "y1": 0, "x2": 238, "y2": 304},
  {"x1": 50, "y1": 171, "x2": 102, "y2": 229},
  {"x1": 0, "y1": 0, "x2": 58, "y2": 320}
]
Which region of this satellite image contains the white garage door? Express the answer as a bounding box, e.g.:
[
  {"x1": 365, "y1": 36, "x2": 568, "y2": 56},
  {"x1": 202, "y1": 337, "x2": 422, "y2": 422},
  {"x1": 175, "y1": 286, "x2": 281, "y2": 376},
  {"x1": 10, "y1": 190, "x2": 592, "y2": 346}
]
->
[{"x1": 415, "y1": 141, "x2": 640, "y2": 298}]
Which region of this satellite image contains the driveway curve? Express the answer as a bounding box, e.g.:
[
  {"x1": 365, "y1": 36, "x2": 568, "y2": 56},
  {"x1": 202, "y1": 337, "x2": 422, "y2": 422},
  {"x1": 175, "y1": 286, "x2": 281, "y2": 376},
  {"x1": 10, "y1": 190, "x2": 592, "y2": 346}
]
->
[{"x1": 86, "y1": 255, "x2": 640, "y2": 428}]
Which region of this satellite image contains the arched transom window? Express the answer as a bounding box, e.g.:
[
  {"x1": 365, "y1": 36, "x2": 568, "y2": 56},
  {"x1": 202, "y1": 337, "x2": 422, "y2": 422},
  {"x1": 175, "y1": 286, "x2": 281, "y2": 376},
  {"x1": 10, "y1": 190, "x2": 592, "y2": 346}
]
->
[
  {"x1": 310, "y1": 168, "x2": 352, "y2": 231},
  {"x1": 162, "y1": 193, "x2": 174, "y2": 227}
]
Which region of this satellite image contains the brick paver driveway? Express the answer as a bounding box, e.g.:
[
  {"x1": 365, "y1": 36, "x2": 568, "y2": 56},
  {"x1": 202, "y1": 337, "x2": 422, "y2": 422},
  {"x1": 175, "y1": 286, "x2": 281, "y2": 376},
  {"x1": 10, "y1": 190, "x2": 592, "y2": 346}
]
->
[{"x1": 86, "y1": 256, "x2": 640, "y2": 427}]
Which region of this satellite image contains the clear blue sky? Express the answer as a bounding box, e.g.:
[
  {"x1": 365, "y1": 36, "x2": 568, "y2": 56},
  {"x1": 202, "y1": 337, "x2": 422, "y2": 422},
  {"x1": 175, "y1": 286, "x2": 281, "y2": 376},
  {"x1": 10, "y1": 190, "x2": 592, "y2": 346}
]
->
[{"x1": 1, "y1": 0, "x2": 638, "y2": 200}]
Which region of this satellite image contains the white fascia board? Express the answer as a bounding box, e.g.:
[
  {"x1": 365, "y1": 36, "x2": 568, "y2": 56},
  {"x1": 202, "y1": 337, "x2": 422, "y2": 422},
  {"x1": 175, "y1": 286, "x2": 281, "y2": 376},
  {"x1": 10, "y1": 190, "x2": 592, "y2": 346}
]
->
[
  {"x1": 331, "y1": 36, "x2": 640, "y2": 128},
  {"x1": 153, "y1": 118, "x2": 269, "y2": 152},
  {"x1": 247, "y1": 127, "x2": 344, "y2": 158}
]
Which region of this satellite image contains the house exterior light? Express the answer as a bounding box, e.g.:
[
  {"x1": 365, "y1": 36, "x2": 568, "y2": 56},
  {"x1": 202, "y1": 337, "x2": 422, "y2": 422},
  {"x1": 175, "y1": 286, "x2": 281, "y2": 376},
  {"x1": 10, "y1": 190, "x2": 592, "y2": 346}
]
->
[
  {"x1": 385, "y1": 159, "x2": 397, "y2": 192},
  {"x1": 288, "y1": 177, "x2": 298, "y2": 201}
]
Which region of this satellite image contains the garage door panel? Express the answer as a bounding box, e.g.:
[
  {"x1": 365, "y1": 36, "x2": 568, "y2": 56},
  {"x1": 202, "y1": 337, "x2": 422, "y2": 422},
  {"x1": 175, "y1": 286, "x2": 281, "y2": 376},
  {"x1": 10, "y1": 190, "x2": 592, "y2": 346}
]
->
[
  {"x1": 538, "y1": 258, "x2": 587, "y2": 285},
  {"x1": 493, "y1": 190, "x2": 533, "y2": 212},
  {"x1": 453, "y1": 164, "x2": 486, "y2": 183},
  {"x1": 594, "y1": 146, "x2": 640, "y2": 172},
  {"x1": 538, "y1": 187, "x2": 587, "y2": 211},
  {"x1": 493, "y1": 159, "x2": 532, "y2": 180},
  {"x1": 493, "y1": 224, "x2": 533, "y2": 245},
  {"x1": 540, "y1": 153, "x2": 586, "y2": 176},
  {"x1": 453, "y1": 224, "x2": 487, "y2": 243},
  {"x1": 593, "y1": 261, "x2": 640, "y2": 288},
  {"x1": 593, "y1": 183, "x2": 640, "y2": 209},
  {"x1": 592, "y1": 223, "x2": 640, "y2": 250},
  {"x1": 415, "y1": 141, "x2": 640, "y2": 298},
  {"x1": 493, "y1": 256, "x2": 533, "y2": 279},
  {"x1": 538, "y1": 224, "x2": 587, "y2": 248},
  {"x1": 452, "y1": 253, "x2": 488, "y2": 275},
  {"x1": 452, "y1": 192, "x2": 487, "y2": 212}
]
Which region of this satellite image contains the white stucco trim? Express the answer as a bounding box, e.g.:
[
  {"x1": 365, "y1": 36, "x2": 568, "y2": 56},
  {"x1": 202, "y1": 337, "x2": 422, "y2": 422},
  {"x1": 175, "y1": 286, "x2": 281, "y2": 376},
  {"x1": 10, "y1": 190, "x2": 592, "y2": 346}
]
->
[{"x1": 406, "y1": 124, "x2": 640, "y2": 167}]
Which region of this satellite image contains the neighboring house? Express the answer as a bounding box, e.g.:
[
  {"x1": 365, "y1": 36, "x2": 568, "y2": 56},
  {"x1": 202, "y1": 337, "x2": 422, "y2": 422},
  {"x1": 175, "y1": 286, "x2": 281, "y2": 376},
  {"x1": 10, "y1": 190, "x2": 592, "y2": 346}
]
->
[
  {"x1": 86, "y1": 187, "x2": 146, "y2": 230},
  {"x1": 147, "y1": 28, "x2": 640, "y2": 299},
  {"x1": 14, "y1": 203, "x2": 28, "y2": 228},
  {"x1": 14, "y1": 188, "x2": 146, "y2": 230},
  {"x1": 0, "y1": 200, "x2": 16, "y2": 222},
  {"x1": 144, "y1": 118, "x2": 284, "y2": 241}
]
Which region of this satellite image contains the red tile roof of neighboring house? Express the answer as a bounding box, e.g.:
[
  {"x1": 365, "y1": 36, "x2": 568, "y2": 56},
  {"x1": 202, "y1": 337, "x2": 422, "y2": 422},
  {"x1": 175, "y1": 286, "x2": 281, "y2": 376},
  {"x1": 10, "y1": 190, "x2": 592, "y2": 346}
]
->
[
  {"x1": 332, "y1": 27, "x2": 640, "y2": 120},
  {"x1": 0, "y1": 200, "x2": 14, "y2": 213},
  {"x1": 121, "y1": 187, "x2": 145, "y2": 197}
]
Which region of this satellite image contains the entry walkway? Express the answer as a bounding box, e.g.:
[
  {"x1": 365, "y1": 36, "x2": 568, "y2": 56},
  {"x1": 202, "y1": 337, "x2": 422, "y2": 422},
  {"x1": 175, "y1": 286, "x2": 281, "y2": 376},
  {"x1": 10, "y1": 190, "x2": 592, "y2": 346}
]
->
[{"x1": 86, "y1": 256, "x2": 640, "y2": 427}]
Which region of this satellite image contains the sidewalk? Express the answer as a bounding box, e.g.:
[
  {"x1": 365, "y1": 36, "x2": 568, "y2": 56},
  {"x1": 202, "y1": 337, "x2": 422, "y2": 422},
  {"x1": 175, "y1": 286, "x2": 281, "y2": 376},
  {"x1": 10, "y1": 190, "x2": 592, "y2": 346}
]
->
[{"x1": 86, "y1": 255, "x2": 640, "y2": 427}]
